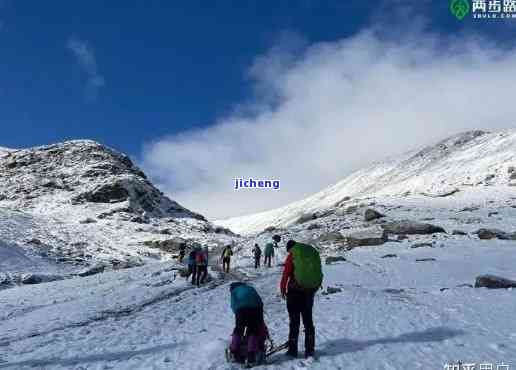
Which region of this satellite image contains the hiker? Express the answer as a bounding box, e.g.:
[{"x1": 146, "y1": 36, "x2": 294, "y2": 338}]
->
[
  {"x1": 280, "y1": 240, "x2": 323, "y2": 358},
  {"x1": 264, "y1": 242, "x2": 274, "y2": 268},
  {"x1": 178, "y1": 243, "x2": 186, "y2": 264},
  {"x1": 186, "y1": 247, "x2": 198, "y2": 285},
  {"x1": 253, "y1": 244, "x2": 262, "y2": 269},
  {"x1": 195, "y1": 246, "x2": 209, "y2": 286},
  {"x1": 272, "y1": 234, "x2": 281, "y2": 248},
  {"x1": 228, "y1": 282, "x2": 268, "y2": 366},
  {"x1": 221, "y1": 245, "x2": 233, "y2": 273}
]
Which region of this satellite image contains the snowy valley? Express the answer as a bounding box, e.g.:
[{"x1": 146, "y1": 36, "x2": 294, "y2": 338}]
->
[{"x1": 1, "y1": 130, "x2": 516, "y2": 369}]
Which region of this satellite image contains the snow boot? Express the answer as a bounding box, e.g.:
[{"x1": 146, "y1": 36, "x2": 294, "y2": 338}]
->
[
  {"x1": 286, "y1": 338, "x2": 298, "y2": 358},
  {"x1": 305, "y1": 333, "x2": 315, "y2": 358},
  {"x1": 245, "y1": 335, "x2": 258, "y2": 367}
]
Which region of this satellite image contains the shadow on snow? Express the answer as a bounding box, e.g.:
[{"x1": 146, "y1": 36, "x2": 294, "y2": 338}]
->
[
  {"x1": 0, "y1": 342, "x2": 181, "y2": 369},
  {"x1": 319, "y1": 326, "x2": 465, "y2": 357}
]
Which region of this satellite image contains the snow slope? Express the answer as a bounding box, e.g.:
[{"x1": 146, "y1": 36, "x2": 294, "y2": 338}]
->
[
  {"x1": 217, "y1": 130, "x2": 516, "y2": 235},
  {"x1": 0, "y1": 141, "x2": 237, "y2": 278},
  {"x1": 1, "y1": 237, "x2": 515, "y2": 369}
]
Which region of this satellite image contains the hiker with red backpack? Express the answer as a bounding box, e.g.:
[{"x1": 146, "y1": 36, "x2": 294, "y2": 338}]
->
[
  {"x1": 195, "y1": 246, "x2": 209, "y2": 286},
  {"x1": 280, "y1": 239, "x2": 323, "y2": 358}
]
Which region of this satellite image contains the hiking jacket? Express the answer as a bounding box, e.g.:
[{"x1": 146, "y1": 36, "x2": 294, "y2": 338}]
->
[
  {"x1": 253, "y1": 246, "x2": 262, "y2": 258},
  {"x1": 230, "y1": 283, "x2": 263, "y2": 313},
  {"x1": 221, "y1": 247, "x2": 233, "y2": 259},
  {"x1": 196, "y1": 250, "x2": 208, "y2": 266},
  {"x1": 188, "y1": 251, "x2": 197, "y2": 266},
  {"x1": 280, "y1": 251, "x2": 295, "y2": 295},
  {"x1": 264, "y1": 243, "x2": 274, "y2": 257}
]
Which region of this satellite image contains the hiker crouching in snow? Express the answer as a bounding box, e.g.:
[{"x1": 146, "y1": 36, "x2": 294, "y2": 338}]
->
[
  {"x1": 229, "y1": 282, "x2": 269, "y2": 366},
  {"x1": 280, "y1": 240, "x2": 323, "y2": 358}
]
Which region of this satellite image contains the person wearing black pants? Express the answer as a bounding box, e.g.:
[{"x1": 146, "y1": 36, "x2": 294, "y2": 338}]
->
[
  {"x1": 286, "y1": 289, "x2": 315, "y2": 357},
  {"x1": 280, "y1": 240, "x2": 321, "y2": 358}
]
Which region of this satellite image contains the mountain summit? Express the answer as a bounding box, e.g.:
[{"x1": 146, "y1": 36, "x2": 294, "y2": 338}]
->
[
  {"x1": 0, "y1": 140, "x2": 203, "y2": 220},
  {"x1": 0, "y1": 140, "x2": 233, "y2": 279}
]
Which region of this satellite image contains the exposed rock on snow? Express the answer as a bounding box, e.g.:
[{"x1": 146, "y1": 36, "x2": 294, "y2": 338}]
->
[
  {"x1": 452, "y1": 230, "x2": 467, "y2": 236},
  {"x1": 381, "y1": 221, "x2": 445, "y2": 235},
  {"x1": 21, "y1": 273, "x2": 64, "y2": 285},
  {"x1": 77, "y1": 264, "x2": 106, "y2": 277},
  {"x1": 411, "y1": 242, "x2": 434, "y2": 249},
  {"x1": 475, "y1": 228, "x2": 515, "y2": 240},
  {"x1": 421, "y1": 188, "x2": 460, "y2": 198},
  {"x1": 364, "y1": 208, "x2": 385, "y2": 222},
  {"x1": 325, "y1": 256, "x2": 347, "y2": 265},
  {"x1": 344, "y1": 226, "x2": 388, "y2": 247},
  {"x1": 322, "y1": 286, "x2": 343, "y2": 295},
  {"x1": 475, "y1": 274, "x2": 516, "y2": 289},
  {"x1": 317, "y1": 231, "x2": 345, "y2": 242},
  {"x1": 295, "y1": 213, "x2": 317, "y2": 224}
]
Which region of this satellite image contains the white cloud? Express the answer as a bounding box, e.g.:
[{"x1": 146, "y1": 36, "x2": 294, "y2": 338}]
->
[
  {"x1": 142, "y1": 28, "x2": 516, "y2": 220},
  {"x1": 67, "y1": 36, "x2": 105, "y2": 101}
]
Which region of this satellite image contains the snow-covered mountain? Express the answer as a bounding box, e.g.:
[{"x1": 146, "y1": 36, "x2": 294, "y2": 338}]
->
[
  {"x1": 0, "y1": 140, "x2": 235, "y2": 284},
  {"x1": 2, "y1": 132, "x2": 516, "y2": 369},
  {"x1": 217, "y1": 130, "x2": 516, "y2": 235}
]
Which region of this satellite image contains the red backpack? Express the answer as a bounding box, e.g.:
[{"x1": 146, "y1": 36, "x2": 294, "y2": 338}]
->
[{"x1": 196, "y1": 252, "x2": 206, "y2": 265}]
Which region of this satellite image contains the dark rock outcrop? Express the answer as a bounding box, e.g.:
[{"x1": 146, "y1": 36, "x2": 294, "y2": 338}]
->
[
  {"x1": 381, "y1": 221, "x2": 445, "y2": 235},
  {"x1": 344, "y1": 227, "x2": 388, "y2": 247},
  {"x1": 325, "y1": 256, "x2": 347, "y2": 265},
  {"x1": 475, "y1": 275, "x2": 516, "y2": 289},
  {"x1": 364, "y1": 208, "x2": 385, "y2": 222}
]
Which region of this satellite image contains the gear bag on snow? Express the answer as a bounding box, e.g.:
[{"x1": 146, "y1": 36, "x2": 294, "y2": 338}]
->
[{"x1": 291, "y1": 243, "x2": 323, "y2": 290}]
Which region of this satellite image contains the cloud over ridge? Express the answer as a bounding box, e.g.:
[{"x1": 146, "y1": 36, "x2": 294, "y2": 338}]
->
[{"x1": 142, "y1": 27, "x2": 516, "y2": 220}]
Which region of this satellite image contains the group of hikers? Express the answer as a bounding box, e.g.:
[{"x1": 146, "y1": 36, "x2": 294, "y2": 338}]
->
[
  {"x1": 179, "y1": 243, "x2": 209, "y2": 286},
  {"x1": 177, "y1": 236, "x2": 323, "y2": 367},
  {"x1": 251, "y1": 234, "x2": 279, "y2": 269},
  {"x1": 179, "y1": 243, "x2": 234, "y2": 286},
  {"x1": 228, "y1": 238, "x2": 323, "y2": 367}
]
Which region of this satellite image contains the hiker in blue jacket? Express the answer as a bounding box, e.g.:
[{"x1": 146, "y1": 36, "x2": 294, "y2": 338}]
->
[{"x1": 229, "y1": 282, "x2": 265, "y2": 366}]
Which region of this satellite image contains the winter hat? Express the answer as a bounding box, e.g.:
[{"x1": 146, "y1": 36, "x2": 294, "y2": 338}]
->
[{"x1": 286, "y1": 240, "x2": 296, "y2": 251}]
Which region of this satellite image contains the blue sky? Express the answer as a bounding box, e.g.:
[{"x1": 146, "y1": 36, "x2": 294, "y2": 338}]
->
[
  {"x1": 2, "y1": 1, "x2": 516, "y2": 218},
  {"x1": 0, "y1": 0, "x2": 512, "y2": 155}
]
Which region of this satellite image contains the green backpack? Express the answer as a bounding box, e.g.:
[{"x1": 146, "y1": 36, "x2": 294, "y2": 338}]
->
[{"x1": 291, "y1": 243, "x2": 323, "y2": 290}]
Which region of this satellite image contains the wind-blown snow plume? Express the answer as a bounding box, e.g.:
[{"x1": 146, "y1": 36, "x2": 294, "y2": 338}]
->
[
  {"x1": 143, "y1": 28, "x2": 516, "y2": 220},
  {"x1": 67, "y1": 36, "x2": 105, "y2": 101}
]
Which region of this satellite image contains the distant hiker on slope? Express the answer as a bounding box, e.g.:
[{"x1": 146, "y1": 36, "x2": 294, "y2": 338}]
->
[
  {"x1": 264, "y1": 242, "x2": 275, "y2": 268},
  {"x1": 178, "y1": 242, "x2": 186, "y2": 264},
  {"x1": 221, "y1": 244, "x2": 233, "y2": 273},
  {"x1": 228, "y1": 282, "x2": 269, "y2": 367},
  {"x1": 186, "y1": 247, "x2": 198, "y2": 285},
  {"x1": 253, "y1": 244, "x2": 262, "y2": 269},
  {"x1": 280, "y1": 240, "x2": 323, "y2": 358},
  {"x1": 196, "y1": 246, "x2": 209, "y2": 286}
]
